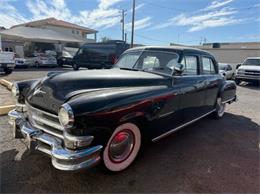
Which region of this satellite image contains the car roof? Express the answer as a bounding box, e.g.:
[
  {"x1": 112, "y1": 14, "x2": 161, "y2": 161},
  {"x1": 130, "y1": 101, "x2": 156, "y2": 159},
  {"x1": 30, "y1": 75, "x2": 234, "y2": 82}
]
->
[
  {"x1": 245, "y1": 57, "x2": 260, "y2": 60},
  {"x1": 126, "y1": 46, "x2": 213, "y2": 56}
]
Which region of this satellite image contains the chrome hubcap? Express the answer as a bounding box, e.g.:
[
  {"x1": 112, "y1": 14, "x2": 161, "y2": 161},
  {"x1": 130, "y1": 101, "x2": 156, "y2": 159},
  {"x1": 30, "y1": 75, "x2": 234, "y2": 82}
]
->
[{"x1": 108, "y1": 130, "x2": 135, "y2": 163}]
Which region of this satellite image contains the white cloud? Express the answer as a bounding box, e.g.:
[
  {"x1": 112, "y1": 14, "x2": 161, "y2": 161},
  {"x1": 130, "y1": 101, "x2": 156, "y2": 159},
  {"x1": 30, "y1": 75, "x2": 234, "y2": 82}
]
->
[
  {"x1": 25, "y1": 0, "x2": 125, "y2": 29},
  {"x1": 204, "y1": 0, "x2": 234, "y2": 11},
  {"x1": 0, "y1": 0, "x2": 133, "y2": 30},
  {"x1": 125, "y1": 16, "x2": 152, "y2": 31},
  {"x1": 0, "y1": 0, "x2": 28, "y2": 28},
  {"x1": 0, "y1": 0, "x2": 153, "y2": 31},
  {"x1": 152, "y1": 0, "x2": 243, "y2": 32}
]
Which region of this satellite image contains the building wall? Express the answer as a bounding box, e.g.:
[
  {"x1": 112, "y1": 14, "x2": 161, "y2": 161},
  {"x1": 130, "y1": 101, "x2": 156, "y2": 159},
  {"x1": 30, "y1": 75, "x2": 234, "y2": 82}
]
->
[
  {"x1": 194, "y1": 42, "x2": 260, "y2": 65},
  {"x1": 43, "y1": 25, "x2": 84, "y2": 39},
  {"x1": 202, "y1": 48, "x2": 260, "y2": 64},
  {"x1": 40, "y1": 25, "x2": 96, "y2": 43}
]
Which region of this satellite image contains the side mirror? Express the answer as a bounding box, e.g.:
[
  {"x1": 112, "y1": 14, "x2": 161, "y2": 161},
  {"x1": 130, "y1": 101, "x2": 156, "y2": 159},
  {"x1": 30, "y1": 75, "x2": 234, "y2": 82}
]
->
[{"x1": 173, "y1": 63, "x2": 184, "y2": 75}]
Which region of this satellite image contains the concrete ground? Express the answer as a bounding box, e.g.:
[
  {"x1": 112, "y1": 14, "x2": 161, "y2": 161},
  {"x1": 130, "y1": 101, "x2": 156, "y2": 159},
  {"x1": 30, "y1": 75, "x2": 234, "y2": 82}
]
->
[{"x1": 0, "y1": 68, "x2": 259, "y2": 193}]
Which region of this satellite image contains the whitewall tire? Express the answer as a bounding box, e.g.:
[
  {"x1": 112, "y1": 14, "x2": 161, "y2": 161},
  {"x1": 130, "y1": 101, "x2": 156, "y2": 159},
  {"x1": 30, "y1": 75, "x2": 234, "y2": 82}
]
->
[
  {"x1": 214, "y1": 97, "x2": 226, "y2": 119},
  {"x1": 103, "y1": 123, "x2": 141, "y2": 172}
]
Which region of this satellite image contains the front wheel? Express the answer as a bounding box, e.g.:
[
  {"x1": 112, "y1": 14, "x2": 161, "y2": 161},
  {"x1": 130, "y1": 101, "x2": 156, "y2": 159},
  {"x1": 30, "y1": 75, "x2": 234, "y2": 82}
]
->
[
  {"x1": 35, "y1": 61, "x2": 40, "y2": 68},
  {"x1": 103, "y1": 123, "x2": 141, "y2": 172},
  {"x1": 4, "y1": 68, "x2": 13, "y2": 75},
  {"x1": 235, "y1": 78, "x2": 241, "y2": 85},
  {"x1": 72, "y1": 63, "x2": 79, "y2": 70},
  {"x1": 213, "y1": 97, "x2": 226, "y2": 119}
]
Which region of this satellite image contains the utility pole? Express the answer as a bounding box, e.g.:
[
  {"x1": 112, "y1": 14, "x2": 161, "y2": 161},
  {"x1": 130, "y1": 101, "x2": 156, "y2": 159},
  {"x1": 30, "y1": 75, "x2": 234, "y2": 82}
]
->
[
  {"x1": 131, "y1": 0, "x2": 136, "y2": 48},
  {"x1": 125, "y1": 33, "x2": 127, "y2": 43},
  {"x1": 121, "y1": 9, "x2": 126, "y2": 41}
]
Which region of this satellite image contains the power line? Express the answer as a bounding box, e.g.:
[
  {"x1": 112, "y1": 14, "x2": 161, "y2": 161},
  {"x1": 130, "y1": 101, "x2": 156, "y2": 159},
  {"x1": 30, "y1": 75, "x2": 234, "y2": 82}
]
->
[{"x1": 142, "y1": 0, "x2": 188, "y2": 12}]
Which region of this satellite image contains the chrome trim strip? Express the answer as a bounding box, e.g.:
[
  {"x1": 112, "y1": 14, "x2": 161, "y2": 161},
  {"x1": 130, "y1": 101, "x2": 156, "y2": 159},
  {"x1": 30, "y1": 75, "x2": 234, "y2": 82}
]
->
[
  {"x1": 158, "y1": 111, "x2": 175, "y2": 118},
  {"x1": 222, "y1": 97, "x2": 236, "y2": 104},
  {"x1": 33, "y1": 123, "x2": 64, "y2": 139},
  {"x1": 32, "y1": 115, "x2": 64, "y2": 131},
  {"x1": 152, "y1": 109, "x2": 216, "y2": 142}
]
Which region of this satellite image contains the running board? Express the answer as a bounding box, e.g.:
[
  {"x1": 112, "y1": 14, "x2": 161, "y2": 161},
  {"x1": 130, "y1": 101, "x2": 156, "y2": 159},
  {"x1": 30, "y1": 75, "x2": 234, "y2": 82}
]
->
[{"x1": 152, "y1": 109, "x2": 216, "y2": 142}]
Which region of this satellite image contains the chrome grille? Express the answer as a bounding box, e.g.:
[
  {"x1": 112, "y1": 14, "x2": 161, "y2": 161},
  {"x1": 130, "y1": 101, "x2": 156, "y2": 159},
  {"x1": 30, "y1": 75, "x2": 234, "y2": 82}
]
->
[
  {"x1": 244, "y1": 70, "x2": 260, "y2": 76},
  {"x1": 26, "y1": 102, "x2": 64, "y2": 139}
]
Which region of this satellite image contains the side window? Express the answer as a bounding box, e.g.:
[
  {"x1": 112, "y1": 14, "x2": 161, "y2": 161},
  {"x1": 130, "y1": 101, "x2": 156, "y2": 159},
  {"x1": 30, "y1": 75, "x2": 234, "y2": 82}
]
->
[
  {"x1": 181, "y1": 56, "x2": 198, "y2": 75},
  {"x1": 143, "y1": 56, "x2": 160, "y2": 69},
  {"x1": 227, "y1": 65, "x2": 232, "y2": 71},
  {"x1": 202, "y1": 57, "x2": 216, "y2": 74}
]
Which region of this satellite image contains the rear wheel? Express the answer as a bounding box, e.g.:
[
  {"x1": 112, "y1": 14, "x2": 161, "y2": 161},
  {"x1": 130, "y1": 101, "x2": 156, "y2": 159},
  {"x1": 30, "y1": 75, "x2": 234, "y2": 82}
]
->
[
  {"x1": 235, "y1": 79, "x2": 241, "y2": 85},
  {"x1": 213, "y1": 97, "x2": 226, "y2": 119},
  {"x1": 103, "y1": 123, "x2": 141, "y2": 172}
]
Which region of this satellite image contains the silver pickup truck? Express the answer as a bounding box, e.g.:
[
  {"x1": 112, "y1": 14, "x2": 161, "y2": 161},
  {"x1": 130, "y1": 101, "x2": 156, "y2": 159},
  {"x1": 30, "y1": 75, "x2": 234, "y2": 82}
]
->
[
  {"x1": 235, "y1": 57, "x2": 260, "y2": 85},
  {"x1": 0, "y1": 51, "x2": 15, "y2": 74}
]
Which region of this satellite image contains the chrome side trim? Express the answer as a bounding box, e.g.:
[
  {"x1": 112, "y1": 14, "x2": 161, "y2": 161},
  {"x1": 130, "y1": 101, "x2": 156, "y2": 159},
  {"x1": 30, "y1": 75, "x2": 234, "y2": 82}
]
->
[
  {"x1": 222, "y1": 96, "x2": 237, "y2": 104},
  {"x1": 158, "y1": 111, "x2": 175, "y2": 118},
  {"x1": 152, "y1": 109, "x2": 216, "y2": 142}
]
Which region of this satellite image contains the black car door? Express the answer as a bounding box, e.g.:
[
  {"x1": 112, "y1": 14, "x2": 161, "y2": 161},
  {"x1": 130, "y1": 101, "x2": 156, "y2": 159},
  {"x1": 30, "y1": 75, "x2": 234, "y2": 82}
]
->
[
  {"x1": 174, "y1": 54, "x2": 208, "y2": 123},
  {"x1": 200, "y1": 56, "x2": 222, "y2": 111}
]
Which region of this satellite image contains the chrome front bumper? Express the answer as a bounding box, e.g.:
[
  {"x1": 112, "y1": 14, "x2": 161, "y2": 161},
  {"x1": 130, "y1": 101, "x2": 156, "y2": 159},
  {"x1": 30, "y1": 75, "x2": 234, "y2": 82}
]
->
[
  {"x1": 8, "y1": 110, "x2": 103, "y2": 171},
  {"x1": 236, "y1": 75, "x2": 260, "y2": 81}
]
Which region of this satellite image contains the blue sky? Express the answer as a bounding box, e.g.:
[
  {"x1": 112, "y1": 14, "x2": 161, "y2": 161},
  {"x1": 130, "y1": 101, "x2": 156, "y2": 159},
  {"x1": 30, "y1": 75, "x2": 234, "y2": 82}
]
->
[{"x1": 0, "y1": 0, "x2": 260, "y2": 45}]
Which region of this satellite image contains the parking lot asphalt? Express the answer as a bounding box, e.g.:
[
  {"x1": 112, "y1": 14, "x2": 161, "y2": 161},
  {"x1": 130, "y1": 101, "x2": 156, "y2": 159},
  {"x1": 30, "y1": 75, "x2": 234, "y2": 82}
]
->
[{"x1": 0, "y1": 68, "x2": 259, "y2": 193}]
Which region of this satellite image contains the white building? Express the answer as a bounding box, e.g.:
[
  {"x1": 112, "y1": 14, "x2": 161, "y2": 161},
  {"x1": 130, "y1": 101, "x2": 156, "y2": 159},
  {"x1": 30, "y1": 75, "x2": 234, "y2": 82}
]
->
[{"x1": 0, "y1": 17, "x2": 98, "y2": 57}]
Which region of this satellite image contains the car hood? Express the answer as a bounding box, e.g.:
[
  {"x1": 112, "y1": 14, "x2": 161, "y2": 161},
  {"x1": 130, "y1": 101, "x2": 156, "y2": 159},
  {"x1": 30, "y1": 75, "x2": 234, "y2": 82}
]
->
[
  {"x1": 26, "y1": 69, "x2": 171, "y2": 113},
  {"x1": 239, "y1": 65, "x2": 260, "y2": 71}
]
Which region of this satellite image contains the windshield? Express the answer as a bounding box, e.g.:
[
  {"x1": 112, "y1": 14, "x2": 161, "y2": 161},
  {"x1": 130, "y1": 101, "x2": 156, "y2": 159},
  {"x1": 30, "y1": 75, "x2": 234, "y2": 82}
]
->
[
  {"x1": 243, "y1": 59, "x2": 260, "y2": 66},
  {"x1": 115, "y1": 50, "x2": 179, "y2": 75}
]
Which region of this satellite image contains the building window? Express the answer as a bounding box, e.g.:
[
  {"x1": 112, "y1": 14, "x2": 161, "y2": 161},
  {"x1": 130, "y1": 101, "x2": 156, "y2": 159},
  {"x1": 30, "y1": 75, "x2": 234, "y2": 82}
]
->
[
  {"x1": 72, "y1": 30, "x2": 75, "y2": 34},
  {"x1": 76, "y1": 30, "x2": 79, "y2": 34}
]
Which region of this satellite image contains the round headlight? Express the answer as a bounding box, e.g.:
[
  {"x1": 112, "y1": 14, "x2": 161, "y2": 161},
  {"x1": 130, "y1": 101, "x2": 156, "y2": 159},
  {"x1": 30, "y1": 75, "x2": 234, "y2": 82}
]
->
[
  {"x1": 11, "y1": 83, "x2": 19, "y2": 97},
  {"x1": 58, "y1": 104, "x2": 74, "y2": 129}
]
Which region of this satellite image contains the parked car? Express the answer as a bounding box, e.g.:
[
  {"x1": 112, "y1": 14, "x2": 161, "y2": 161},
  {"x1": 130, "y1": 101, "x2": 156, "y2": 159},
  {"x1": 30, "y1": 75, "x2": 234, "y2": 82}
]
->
[
  {"x1": 72, "y1": 40, "x2": 130, "y2": 70},
  {"x1": 14, "y1": 54, "x2": 29, "y2": 68},
  {"x1": 235, "y1": 57, "x2": 260, "y2": 85},
  {"x1": 0, "y1": 51, "x2": 15, "y2": 74},
  {"x1": 9, "y1": 46, "x2": 237, "y2": 172},
  {"x1": 26, "y1": 53, "x2": 57, "y2": 68},
  {"x1": 218, "y1": 63, "x2": 236, "y2": 80},
  {"x1": 57, "y1": 47, "x2": 78, "y2": 66}
]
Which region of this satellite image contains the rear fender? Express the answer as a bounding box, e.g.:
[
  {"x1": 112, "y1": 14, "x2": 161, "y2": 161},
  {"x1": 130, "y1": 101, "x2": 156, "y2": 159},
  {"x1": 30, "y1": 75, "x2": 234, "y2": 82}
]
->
[{"x1": 218, "y1": 80, "x2": 237, "y2": 103}]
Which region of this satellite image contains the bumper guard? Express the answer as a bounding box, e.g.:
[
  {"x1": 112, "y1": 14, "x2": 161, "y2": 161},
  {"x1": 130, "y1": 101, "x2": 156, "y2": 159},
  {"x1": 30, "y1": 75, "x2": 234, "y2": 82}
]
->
[{"x1": 8, "y1": 110, "x2": 103, "y2": 171}]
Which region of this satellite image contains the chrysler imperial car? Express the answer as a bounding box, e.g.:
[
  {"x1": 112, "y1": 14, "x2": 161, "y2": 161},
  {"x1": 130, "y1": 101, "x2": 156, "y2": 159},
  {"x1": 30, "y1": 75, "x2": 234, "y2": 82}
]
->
[{"x1": 8, "y1": 46, "x2": 237, "y2": 172}]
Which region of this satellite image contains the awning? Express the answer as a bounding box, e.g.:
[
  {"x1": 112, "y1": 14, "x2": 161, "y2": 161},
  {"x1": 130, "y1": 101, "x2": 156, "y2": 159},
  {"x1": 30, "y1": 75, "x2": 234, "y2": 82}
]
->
[{"x1": 0, "y1": 26, "x2": 86, "y2": 43}]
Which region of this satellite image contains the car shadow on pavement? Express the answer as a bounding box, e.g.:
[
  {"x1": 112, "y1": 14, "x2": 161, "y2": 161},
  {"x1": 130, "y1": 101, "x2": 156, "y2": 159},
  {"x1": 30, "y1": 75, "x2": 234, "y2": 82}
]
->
[{"x1": 0, "y1": 113, "x2": 259, "y2": 194}]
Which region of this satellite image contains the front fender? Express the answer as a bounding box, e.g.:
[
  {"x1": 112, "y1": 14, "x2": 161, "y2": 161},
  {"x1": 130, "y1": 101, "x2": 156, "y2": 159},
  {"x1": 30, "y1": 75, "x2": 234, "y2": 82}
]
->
[
  {"x1": 66, "y1": 86, "x2": 170, "y2": 136},
  {"x1": 16, "y1": 79, "x2": 40, "y2": 103}
]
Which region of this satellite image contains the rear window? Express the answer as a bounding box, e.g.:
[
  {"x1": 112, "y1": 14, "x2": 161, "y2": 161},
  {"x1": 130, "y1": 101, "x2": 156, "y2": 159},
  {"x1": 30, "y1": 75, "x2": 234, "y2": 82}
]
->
[{"x1": 202, "y1": 57, "x2": 217, "y2": 74}]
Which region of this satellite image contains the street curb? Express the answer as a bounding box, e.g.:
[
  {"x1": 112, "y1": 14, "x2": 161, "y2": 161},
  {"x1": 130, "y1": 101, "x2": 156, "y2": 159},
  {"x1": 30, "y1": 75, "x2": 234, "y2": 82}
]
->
[
  {"x1": 0, "y1": 79, "x2": 12, "y2": 90},
  {"x1": 0, "y1": 105, "x2": 15, "y2": 116}
]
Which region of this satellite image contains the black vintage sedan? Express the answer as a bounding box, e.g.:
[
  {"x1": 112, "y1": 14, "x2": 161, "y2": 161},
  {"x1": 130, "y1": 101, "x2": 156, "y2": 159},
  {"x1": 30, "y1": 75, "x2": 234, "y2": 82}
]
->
[{"x1": 9, "y1": 46, "x2": 237, "y2": 172}]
